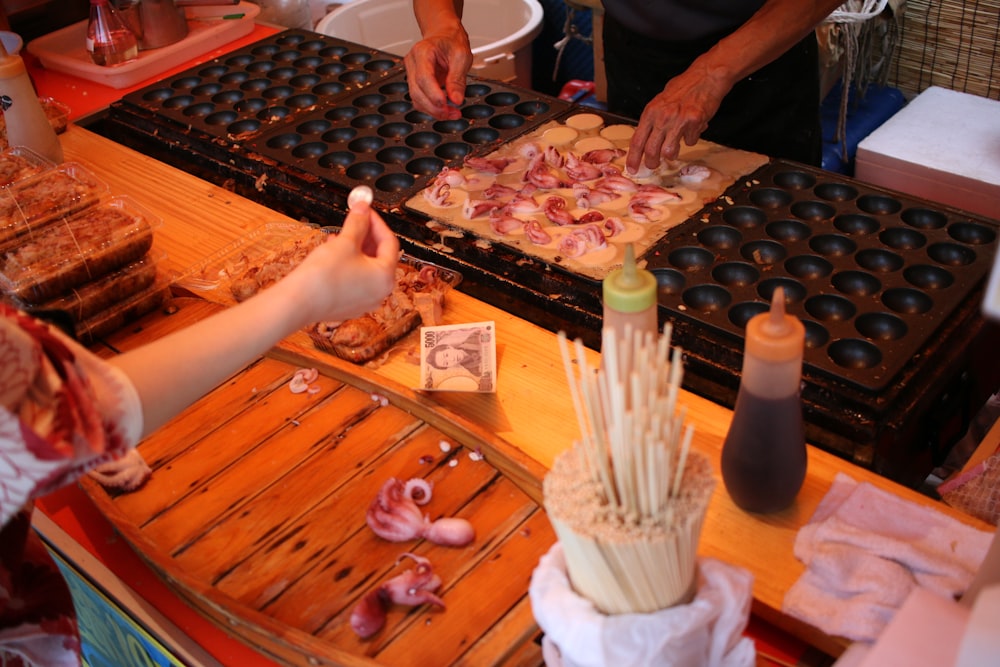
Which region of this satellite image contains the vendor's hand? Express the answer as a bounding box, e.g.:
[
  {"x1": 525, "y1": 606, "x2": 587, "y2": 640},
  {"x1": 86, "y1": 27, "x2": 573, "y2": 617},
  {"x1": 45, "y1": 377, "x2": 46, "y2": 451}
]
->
[
  {"x1": 403, "y1": 27, "x2": 473, "y2": 120},
  {"x1": 626, "y1": 68, "x2": 729, "y2": 173},
  {"x1": 283, "y1": 200, "x2": 399, "y2": 325}
]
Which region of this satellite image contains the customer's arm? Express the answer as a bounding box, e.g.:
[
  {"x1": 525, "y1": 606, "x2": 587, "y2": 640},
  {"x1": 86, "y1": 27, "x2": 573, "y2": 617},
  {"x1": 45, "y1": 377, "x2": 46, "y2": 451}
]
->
[{"x1": 111, "y1": 200, "x2": 399, "y2": 436}]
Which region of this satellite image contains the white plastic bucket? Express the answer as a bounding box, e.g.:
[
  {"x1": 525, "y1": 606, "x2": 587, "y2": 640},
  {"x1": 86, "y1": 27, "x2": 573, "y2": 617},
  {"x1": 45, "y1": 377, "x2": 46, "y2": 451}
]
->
[{"x1": 315, "y1": 0, "x2": 543, "y2": 88}]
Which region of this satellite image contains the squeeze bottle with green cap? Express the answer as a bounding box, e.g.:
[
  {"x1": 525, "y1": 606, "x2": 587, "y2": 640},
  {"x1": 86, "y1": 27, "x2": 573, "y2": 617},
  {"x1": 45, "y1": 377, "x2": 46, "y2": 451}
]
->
[
  {"x1": 721, "y1": 287, "x2": 807, "y2": 513},
  {"x1": 0, "y1": 41, "x2": 63, "y2": 163},
  {"x1": 602, "y1": 243, "x2": 658, "y2": 350}
]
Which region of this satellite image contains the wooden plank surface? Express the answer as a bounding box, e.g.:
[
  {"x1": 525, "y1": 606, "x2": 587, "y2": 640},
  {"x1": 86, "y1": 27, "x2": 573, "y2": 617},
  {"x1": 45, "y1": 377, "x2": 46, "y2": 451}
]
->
[
  {"x1": 82, "y1": 297, "x2": 552, "y2": 666},
  {"x1": 62, "y1": 126, "x2": 995, "y2": 659}
]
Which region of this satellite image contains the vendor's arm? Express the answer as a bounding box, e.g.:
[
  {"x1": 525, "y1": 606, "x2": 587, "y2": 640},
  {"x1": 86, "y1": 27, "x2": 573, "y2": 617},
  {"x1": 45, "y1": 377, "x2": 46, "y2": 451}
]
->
[
  {"x1": 110, "y1": 202, "x2": 399, "y2": 436},
  {"x1": 404, "y1": 0, "x2": 472, "y2": 119},
  {"x1": 627, "y1": 0, "x2": 846, "y2": 172}
]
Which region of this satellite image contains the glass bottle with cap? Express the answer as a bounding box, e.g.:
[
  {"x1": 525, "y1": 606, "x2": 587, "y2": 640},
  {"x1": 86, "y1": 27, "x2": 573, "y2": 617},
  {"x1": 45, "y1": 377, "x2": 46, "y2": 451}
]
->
[
  {"x1": 601, "y1": 243, "x2": 659, "y2": 358},
  {"x1": 721, "y1": 287, "x2": 807, "y2": 513},
  {"x1": 0, "y1": 40, "x2": 63, "y2": 163},
  {"x1": 87, "y1": 0, "x2": 138, "y2": 67},
  {"x1": 249, "y1": 0, "x2": 312, "y2": 29}
]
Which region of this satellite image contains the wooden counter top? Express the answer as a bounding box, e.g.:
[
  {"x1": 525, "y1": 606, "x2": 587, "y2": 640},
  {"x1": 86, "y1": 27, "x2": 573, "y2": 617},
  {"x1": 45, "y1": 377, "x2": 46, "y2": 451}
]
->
[{"x1": 60, "y1": 125, "x2": 994, "y2": 658}]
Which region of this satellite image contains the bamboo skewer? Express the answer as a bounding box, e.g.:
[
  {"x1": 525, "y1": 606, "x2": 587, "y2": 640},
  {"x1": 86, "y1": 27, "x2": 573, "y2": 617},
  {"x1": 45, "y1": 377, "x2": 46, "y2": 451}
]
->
[{"x1": 544, "y1": 325, "x2": 716, "y2": 614}]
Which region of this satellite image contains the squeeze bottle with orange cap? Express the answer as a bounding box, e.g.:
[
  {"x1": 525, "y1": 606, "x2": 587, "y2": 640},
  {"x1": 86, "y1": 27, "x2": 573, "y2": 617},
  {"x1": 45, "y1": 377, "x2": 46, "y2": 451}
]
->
[
  {"x1": 602, "y1": 243, "x2": 658, "y2": 354},
  {"x1": 0, "y1": 41, "x2": 63, "y2": 164},
  {"x1": 721, "y1": 287, "x2": 807, "y2": 513}
]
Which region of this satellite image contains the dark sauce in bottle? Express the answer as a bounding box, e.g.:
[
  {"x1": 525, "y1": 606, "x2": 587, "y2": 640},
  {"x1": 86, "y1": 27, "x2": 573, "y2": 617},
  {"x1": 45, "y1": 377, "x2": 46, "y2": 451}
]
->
[
  {"x1": 721, "y1": 287, "x2": 807, "y2": 513},
  {"x1": 721, "y1": 390, "x2": 806, "y2": 513}
]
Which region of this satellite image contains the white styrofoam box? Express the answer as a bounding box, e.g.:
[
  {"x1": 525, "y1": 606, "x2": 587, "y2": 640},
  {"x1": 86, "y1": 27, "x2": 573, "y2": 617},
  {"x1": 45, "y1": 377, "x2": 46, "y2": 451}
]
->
[
  {"x1": 985, "y1": 247, "x2": 1000, "y2": 321},
  {"x1": 315, "y1": 0, "x2": 543, "y2": 87},
  {"x1": 855, "y1": 86, "x2": 1000, "y2": 222}
]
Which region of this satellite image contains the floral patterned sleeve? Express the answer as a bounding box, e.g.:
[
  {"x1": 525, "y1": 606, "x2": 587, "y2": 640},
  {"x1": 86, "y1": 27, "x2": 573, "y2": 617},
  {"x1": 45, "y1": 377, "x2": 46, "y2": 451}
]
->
[
  {"x1": 1, "y1": 304, "x2": 144, "y2": 526},
  {"x1": 1, "y1": 304, "x2": 145, "y2": 666}
]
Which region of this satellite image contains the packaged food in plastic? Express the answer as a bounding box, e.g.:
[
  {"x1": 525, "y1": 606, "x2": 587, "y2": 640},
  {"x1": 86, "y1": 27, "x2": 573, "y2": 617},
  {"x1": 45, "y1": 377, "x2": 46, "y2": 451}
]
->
[
  {"x1": 19, "y1": 250, "x2": 163, "y2": 322},
  {"x1": 0, "y1": 146, "x2": 53, "y2": 188},
  {"x1": 74, "y1": 277, "x2": 171, "y2": 344},
  {"x1": 0, "y1": 162, "x2": 107, "y2": 248},
  {"x1": 0, "y1": 195, "x2": 158, "y2": 304}
]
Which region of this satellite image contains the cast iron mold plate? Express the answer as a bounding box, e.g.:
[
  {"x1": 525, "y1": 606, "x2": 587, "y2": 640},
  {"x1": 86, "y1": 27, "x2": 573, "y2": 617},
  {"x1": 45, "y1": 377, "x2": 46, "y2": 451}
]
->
[{"x1": 644, "y1": 160, "x2": 999, "y2": 392}]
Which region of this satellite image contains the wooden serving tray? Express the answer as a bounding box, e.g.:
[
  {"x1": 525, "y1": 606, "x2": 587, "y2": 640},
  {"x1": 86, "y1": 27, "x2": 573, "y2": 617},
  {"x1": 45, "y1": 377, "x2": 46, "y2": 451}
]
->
[{"x1": 80, "y1": 297, "x2": 552, "y2": 666}]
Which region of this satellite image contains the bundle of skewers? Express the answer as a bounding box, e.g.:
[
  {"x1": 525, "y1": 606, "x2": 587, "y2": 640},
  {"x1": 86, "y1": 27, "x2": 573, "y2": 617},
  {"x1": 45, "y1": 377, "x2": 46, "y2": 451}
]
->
[{"x1": 544, "y1": 325, "x2": 715, "y2": 615}]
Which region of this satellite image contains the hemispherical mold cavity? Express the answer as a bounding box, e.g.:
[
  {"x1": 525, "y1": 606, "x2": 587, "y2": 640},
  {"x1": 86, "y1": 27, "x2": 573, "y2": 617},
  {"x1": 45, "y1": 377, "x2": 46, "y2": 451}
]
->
[
  {"x1": 903, "y1": 264, "x2": 954, "y2": 290},
  {"x1": 834, "y1": 213, "x2": 879, "y2": 236},
  {"x1": 740, "y1": 239, "x2": 787, "y2": 265},
  {"x1": 901, "y1": 207, "x2": 948, "y2": 230},
  {"x1": 927, "y1": 242, "x2": 976, "y2": 266},
  {"x1": 879, "y1": 227, "x2": 926, "y2": 250},
  {"x1": 697, "y1": 225, "x2": 742, "y2": 249},
  {"x1": 828, "y1": 338, "x2": 882, "y2": 370},
  {"x1": 766, "y1": 219, "x2": 811, "y2": 242},
  {"x1": 857, "y1": 194, "x2": 903, "y2": 215},
  {"x1": 375, "y1": 172, "x2": 416, "y2": 192},
  {"x1": 805, "y1": 294, "x2": 856, "y2": 322},
  {"x1": 881, "y1": 287, "x2": 933, "y2": 315},
  {"x1": 729, "y1": 301, "x2": 768, "y2": 328},
  {"x1": 722, "y1": 206, "x2": 767, "y2": 229},
  {"x1": 682, "y1": 284, "x2": 732, "y2": 313},
  {"x1": 712, "y1": 262, "x2": 759, "y2": 287},
  {"x1": 856, "y1": 312, "x2": 907, "y2": 341},
  {"x1": 831, "y1": 270, "x2": 882, "y2": 296},
  {"x1": 749, "y1": 187, "x2": 793, "y2": 209},
  {"x1": 814, "y1": 182, "x2": 858, "y2": 202},
  {"x1": 855, "y1": 248, "x2": 904, "y2": 273},
  {"x1": 772, "y1": 170, "x2": 816, "y2": 190},
  {"x1": 784, "y1": 255, "x2": 833, "y2": 280},
  {"x1": 809, "y1": 233, "x2": 857, "y2": 257},
  {"x1": 758, "y1": 277, "x2": 807, "y2": 304},
  {"x1": 668, "y1": 246, "x2": 714, "y2": 271},
  {"x1": 653, "y1": 268, "x2": 685, "y2": 295}
]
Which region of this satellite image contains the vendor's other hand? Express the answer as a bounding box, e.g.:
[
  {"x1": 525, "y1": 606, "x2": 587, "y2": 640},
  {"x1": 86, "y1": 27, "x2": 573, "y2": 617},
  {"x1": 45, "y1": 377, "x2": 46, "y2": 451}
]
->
[
  {"x1": 403, "y1": 28, "x2": 473, "y2": 120},
  {"x1": 626, "y1": 68, "x2": 728, "y2": 173},
  {"x1": 286, "y1": 200, "x2": 399, "y2": 324}
]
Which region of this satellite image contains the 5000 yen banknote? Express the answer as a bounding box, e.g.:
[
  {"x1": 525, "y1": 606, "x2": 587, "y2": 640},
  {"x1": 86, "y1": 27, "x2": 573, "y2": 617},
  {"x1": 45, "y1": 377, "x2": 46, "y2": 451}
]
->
[{"x1": 419, "y1": 321, "x2": 497, "y2": 392}]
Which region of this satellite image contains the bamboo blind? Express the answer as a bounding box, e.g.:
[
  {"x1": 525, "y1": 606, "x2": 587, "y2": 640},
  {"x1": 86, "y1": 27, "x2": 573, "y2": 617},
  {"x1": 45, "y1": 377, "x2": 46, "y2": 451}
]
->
[{"x1": 889, "y1": 0, "x2": 1000, "y2": 99}]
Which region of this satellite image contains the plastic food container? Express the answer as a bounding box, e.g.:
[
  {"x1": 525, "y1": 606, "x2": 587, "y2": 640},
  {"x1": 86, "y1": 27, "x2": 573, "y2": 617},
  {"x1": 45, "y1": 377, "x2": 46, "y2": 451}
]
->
[
  {"x1": 0, "y1": 195, "x2": 159, "y2": 304},
  {"x1": 0, "y1": 146, "x2": 54, "y2": 188},
  {"x1": 0, "y1": 97, "x2": 71, "y2": 149},
  {"x1": 74, "y1": 276, "x2": 172, "y2": 344},
  {"x1": 179, "y1": 221, "x2": 462, "y2": 363},
  {"x1": 0, "y1": 162, "x2": 107, "y2": 248},
  {"x1": 18, "y1": 250, "x2": 165, "y2": 322},
  {"x1": 178, "y1": 222, "x2": 328, "y2": 304}
]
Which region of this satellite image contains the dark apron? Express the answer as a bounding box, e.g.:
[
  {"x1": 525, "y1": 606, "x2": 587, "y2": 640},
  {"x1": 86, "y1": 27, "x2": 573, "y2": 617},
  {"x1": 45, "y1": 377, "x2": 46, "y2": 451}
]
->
[{"x1": 603, "y1": 12, "x2": 823, "y2": 166}]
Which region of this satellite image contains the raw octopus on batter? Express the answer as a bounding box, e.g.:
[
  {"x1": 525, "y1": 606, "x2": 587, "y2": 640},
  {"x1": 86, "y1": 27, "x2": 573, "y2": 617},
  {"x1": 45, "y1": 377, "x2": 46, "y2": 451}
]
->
[{"x1": 406, "y1": 116, "x2": 769, "y2": 280}]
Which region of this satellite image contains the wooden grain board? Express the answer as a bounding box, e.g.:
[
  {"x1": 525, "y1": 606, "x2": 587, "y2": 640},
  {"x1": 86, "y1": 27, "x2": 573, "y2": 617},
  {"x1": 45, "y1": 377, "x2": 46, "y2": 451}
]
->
[
  {"x1": 63, "y1": 128, "x2": 997, "y2": 660},
  {"x1": 80, "y1": 297, "x2": 551, "y2": 666}
]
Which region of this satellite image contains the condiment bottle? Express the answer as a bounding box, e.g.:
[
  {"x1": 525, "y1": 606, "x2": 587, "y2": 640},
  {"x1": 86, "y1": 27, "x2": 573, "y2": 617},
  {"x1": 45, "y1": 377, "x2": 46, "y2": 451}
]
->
[
  {"x1": 721, "y1": 287, "x2": 807, "y2": 513},
  {"x1": 0, "y1": 41, "x2": 63, "y2": 164},
  {"x1": 86, "y1": 0, "x2": 138, "y2": 67},
  {"x1": 602, "y1": 243, "x2": 658, "y2": 354},
  {"x1": 249, "y1": 0, "x2": 312, "y2": 29}
]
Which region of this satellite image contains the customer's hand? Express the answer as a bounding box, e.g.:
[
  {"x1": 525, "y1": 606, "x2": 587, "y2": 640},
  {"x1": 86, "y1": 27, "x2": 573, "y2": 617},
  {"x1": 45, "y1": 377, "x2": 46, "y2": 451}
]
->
[{"x1": 283, "y1": 197, "x2": 400, "y2": 326}]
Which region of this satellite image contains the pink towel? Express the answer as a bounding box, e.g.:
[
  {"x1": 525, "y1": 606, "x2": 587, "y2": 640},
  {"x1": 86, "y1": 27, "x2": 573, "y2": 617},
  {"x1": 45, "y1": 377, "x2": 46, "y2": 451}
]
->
[{"x1": 783, "y1": 473, "x2": 993, "y2": 642}]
